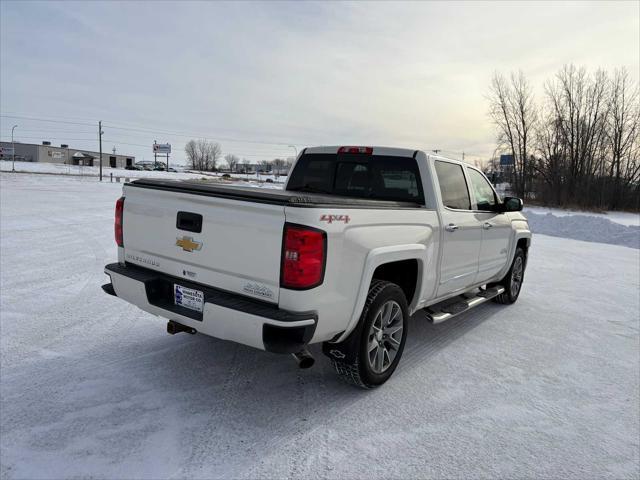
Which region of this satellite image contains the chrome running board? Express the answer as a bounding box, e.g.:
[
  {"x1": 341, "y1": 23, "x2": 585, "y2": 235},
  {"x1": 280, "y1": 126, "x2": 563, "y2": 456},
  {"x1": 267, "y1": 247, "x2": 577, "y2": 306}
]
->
[{"x1": 425, "y1": 286, "x2": 505, "y2": 324}]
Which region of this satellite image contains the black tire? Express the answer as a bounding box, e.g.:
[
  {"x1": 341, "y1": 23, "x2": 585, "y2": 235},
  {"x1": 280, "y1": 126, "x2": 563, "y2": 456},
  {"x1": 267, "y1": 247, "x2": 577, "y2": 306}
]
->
[
  {"x1": 493, "y1": 247, "x2": 526, "y2": 304},
  {"x1": 324, "y1": 280, "x2": 409, "y2": 389}
]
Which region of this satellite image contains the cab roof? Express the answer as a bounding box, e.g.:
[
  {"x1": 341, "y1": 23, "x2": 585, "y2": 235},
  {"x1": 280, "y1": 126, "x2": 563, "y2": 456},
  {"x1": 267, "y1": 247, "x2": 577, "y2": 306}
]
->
[
  {"x1": 303, "y1": 146, "x2": 418, "y2": 158},
  {"x1": 302, "y1": 146, "x2": 469, "y2": 166}
]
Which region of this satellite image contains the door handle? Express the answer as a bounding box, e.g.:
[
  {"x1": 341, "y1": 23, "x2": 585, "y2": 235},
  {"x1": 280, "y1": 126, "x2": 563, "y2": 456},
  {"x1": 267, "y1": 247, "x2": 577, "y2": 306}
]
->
[
  {"x1": 445, "y1": 223, "x2": 459, "y2": 232},
  {"x1": 483, "y1": 222, "x2": 493, "y2": 230}
]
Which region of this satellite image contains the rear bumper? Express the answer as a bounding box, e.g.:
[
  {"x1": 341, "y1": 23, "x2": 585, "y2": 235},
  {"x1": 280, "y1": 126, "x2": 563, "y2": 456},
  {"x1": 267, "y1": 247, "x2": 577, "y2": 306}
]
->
[{"x1": 103, "y1": 263, "x2": 317, "y2": 353}]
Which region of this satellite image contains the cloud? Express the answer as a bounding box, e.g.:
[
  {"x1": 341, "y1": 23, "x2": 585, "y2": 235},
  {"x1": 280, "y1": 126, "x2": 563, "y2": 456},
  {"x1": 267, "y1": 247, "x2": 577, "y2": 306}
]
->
[{"x1": 1, "y1": 1, "x2": 638, "y2": 163}]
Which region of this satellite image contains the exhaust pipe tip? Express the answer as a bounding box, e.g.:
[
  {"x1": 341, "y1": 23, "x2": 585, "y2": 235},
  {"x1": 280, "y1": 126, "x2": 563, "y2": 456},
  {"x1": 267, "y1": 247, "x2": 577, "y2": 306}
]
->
[
  {"x1": 167, "y1": 320, "x2": 196, "y2": 335},
  {"x1": 292, "y1": 348, "x2": 315, "y2": 369},
  {"x1": 167, "y1": 322, "x2": 177, "y2": 335}
]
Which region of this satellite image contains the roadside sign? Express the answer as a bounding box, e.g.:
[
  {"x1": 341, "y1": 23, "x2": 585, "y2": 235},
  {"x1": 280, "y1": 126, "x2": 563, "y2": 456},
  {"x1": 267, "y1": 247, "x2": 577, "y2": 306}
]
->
[
  {"x1": 153, "y1": 143, "x2": 171, "y2": 154},
  {"x1": 500, "y1": 154, "x2": 514, "y2": 166}
]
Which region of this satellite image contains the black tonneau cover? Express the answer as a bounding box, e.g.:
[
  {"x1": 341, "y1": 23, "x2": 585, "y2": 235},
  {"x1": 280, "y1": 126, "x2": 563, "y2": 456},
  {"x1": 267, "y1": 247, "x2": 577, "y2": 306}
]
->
[{"x1": 128, "y1": 179, "x2": 422, "y2": 209}]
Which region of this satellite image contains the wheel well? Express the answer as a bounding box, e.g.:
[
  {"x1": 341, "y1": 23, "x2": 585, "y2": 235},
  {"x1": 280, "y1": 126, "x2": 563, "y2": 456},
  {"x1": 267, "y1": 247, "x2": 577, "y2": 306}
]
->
[
  {"x1": 516, "y1": 238, "x2": 529, "y2": 257},
  {"x1": 372, "y1": 259, "x2": 418, "y2": 306}
]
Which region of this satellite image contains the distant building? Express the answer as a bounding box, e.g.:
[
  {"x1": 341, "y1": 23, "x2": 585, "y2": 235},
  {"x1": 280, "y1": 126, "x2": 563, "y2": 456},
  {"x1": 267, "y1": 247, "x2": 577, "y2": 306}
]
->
[{"x1": 0, "y1": 141, "x2": 135, "y2": 168}]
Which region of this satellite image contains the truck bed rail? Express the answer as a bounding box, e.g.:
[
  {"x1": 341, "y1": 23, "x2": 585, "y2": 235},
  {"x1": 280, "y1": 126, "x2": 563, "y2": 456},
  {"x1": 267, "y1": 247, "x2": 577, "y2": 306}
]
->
[{"x1": 128, "y1": 179, "x2": 423, "y2": 209}]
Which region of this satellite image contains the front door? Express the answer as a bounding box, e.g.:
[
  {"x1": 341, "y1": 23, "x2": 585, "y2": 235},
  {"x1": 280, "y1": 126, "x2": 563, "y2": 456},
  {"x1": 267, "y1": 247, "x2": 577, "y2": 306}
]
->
[{"x1": 434, "y1": 160, "x2": 482, "y2": 297}]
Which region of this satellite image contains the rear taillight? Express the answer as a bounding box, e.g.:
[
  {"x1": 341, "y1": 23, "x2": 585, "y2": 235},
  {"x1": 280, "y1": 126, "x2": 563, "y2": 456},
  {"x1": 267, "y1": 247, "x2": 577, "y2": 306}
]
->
[
  {"x1": 338, "y1": 146, "x2": 373, "y2": 154},
  {"x1": 115, "y1": 196, "x2": 124, "y2": 247},
  {"x1": 281, "y1": 224, "x2": 326, "y2": 289}
]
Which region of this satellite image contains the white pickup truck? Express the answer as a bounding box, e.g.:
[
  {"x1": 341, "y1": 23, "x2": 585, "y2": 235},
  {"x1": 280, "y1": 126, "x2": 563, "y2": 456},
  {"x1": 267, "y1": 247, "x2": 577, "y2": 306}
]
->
[{"x1": 103, "y1": 146, "x2": 531, "y2": 388}]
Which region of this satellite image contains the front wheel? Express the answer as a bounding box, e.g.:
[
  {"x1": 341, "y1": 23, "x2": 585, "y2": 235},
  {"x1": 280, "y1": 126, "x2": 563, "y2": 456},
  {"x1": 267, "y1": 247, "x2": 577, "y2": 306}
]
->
[
  {"x1": 324, "y1": 280, "x2": 409, "y2": 388},
  {"x1": 493, "y1": 247, "x2": 526, "y2": 304}
]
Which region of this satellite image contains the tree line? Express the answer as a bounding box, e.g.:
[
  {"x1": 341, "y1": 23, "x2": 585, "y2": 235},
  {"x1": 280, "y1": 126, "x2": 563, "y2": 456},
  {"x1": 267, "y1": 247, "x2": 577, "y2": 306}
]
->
[
  {"x1": 487, "y1": 65, "x2": 639, "y2": 211},
  {"x1": 184, "y1": 139, "x2": 293, "y2": 173}
]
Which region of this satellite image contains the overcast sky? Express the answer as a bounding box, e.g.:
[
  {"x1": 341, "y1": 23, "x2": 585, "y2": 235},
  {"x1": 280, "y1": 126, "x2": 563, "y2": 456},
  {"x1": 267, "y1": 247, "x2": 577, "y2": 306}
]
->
[{"x1": 1, "y1": 1, "x2": 638, "y2": 165}]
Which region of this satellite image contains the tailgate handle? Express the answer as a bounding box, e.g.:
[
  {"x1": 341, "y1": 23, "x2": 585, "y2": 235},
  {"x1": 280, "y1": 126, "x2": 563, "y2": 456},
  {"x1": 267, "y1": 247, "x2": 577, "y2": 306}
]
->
[{"x1": 176, "y1": 211, "x2": 203, "y2": 233}]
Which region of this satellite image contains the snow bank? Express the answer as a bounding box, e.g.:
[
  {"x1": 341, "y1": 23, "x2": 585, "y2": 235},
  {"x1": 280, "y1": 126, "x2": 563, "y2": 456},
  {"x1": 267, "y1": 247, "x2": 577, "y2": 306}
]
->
[
  {"x1": 525, "y1": 206, "x2": 639, "y2": 227},
  {"x1": 526, "y1": 211, "x2": 640, "y2": 249}
]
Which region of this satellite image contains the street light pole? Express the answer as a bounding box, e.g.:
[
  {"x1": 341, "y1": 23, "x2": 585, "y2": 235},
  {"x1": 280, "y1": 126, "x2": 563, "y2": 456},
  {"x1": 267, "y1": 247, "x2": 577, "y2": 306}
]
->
[
  {"x1": 98, "y1": 120, "x2": 104, "y2": 182},
  {"x1": 11, "y1": 125, "x2": 17, "y2": 172},
  {"x1": 288, "y1": 145, "x2": 298, "y2": 158}
]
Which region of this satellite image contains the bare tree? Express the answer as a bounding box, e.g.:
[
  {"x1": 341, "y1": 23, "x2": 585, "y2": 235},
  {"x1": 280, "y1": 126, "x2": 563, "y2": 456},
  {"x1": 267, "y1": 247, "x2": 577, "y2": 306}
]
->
[
  {"x1": 185, "y1": 140, "x2": 199, "y2": 170},
  {"x1": 272, "y1": 158, "x2": 286, "y2": 174},
  {"x1": 534, "y1": 110, "x2": 566, "y2": 204},
  {"x1": 258, "y1": 159, "x2": 271, "y2": 172},
  {"x1": 489, "y1": 65, "x2": 639, "y2": 211},
  {"x1": 606, "y1": 67, "x2": 640, "y2": 209},
  {"x1": 224, "y1": 154, "x2": 239, "y2": 172},
  {"x1": 543, "y1": 65, "x2": 610, "y2": 204},
  {"x1": 207, "y1": 141, "x2": 222, "y2": 171},
  {"x1": 184, "y1": 139, "x2": 222, "y2": 171},
  {"x1": 487, "y1": 71, "x2": 537, "y2": 198}
]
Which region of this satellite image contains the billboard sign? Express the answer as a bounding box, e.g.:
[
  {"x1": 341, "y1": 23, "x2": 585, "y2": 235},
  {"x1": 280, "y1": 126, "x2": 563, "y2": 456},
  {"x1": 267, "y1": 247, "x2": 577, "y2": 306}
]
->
[
  {"x1": 500, "y1": 154, "x2": 514, "y2": 166},
  {"x1": 153, "y1": 143, "x2": 171, "y2": 154}
]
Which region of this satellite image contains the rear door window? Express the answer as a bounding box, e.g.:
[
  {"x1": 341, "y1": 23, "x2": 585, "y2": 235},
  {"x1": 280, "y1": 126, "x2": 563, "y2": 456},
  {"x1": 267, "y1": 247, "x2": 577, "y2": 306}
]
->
[{"x1": 434, "y1": 161, "x2": 471, "y2": 210}]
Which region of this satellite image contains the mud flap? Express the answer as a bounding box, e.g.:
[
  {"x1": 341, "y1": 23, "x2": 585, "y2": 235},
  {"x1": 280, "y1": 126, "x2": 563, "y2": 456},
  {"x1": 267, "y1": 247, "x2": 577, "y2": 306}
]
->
[{"x1": 322, "y1": 321, "x2": 365, "y2": 364}]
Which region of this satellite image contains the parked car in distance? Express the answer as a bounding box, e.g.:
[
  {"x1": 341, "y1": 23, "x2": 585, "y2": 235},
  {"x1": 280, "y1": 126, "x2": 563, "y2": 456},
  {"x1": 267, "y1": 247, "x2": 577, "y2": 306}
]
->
[{"x1": 103, "y1": 146, "x2": 531, "y2": 388}]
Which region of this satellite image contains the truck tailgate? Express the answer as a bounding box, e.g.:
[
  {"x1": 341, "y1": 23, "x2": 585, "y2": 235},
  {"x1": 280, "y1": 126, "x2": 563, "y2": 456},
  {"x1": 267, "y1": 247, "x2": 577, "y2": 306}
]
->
[{"x1": 121, "y1": 183, "x2": 285, "y2": 303}]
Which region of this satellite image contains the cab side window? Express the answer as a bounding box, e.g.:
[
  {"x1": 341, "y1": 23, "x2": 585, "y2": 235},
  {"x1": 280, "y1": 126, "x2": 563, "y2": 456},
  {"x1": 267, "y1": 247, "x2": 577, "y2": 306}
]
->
[
  {"x1": 467, "y1": 168, "x2": 498, "y2": 211},
  {"x1": 434, "y1": 161, "x2": 471, "y2": 210}
]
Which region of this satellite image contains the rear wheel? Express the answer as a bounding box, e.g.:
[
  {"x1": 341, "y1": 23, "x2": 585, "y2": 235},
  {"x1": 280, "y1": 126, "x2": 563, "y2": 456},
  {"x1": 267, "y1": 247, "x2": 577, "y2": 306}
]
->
[
  {"x1": 493, "y1": 247, "x2": 526, "y2": 304},
  {"x1": 324, "y1": 280, "x2": 409, "y2": 388}
]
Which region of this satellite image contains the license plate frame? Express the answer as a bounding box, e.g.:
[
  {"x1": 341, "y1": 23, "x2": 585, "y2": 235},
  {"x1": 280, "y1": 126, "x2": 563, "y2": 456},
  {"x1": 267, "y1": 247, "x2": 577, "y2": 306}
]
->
[{"x1": 174, "y1": 284, "x2": 204, "y2": 313}]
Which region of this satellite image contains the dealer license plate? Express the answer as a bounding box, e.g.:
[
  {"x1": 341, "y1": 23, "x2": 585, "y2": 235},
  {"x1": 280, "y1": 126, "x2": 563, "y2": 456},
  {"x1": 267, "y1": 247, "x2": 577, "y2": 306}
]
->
[{"x1": 174, "y1": 284, "x2": 204, "y2": 313}]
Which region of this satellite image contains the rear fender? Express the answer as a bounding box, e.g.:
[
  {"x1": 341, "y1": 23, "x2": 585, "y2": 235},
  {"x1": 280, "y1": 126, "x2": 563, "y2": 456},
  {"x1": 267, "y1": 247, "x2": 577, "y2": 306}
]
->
[{"x1": 334, "y1": 244, "x2": 426, "y2": 343}]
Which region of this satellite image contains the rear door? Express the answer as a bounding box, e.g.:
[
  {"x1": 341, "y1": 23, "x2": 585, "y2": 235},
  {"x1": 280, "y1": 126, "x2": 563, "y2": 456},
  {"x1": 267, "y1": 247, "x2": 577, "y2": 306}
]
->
[
  {"x1": 434, "y1": 160, "x2": 482, "y2": 297},
  {"x1": 122, "y1": 185, "x2": 285, "y2": 303},
  {"x1": 466, "y1": 167, "x2": 512, "y2": 283}
]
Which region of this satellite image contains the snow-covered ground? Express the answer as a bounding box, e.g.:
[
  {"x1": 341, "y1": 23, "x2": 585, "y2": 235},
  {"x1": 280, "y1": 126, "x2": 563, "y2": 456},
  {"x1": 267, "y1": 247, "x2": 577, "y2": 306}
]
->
[{"x1": 1, "y1": 172, "x2": 639, "y2": 479}]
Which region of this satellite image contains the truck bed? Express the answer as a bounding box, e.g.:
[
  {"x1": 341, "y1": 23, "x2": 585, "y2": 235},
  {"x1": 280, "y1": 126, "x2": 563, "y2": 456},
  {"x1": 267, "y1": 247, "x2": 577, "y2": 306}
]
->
[{"x1": 128, "y1": 179, "x2": 422, "y2": 209}]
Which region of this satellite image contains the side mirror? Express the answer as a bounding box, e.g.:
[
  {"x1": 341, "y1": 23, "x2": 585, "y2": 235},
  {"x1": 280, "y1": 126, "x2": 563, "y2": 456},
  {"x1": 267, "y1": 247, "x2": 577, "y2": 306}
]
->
[{"x1": 501, "y1": 196, "x2": 523, "y2": 212}]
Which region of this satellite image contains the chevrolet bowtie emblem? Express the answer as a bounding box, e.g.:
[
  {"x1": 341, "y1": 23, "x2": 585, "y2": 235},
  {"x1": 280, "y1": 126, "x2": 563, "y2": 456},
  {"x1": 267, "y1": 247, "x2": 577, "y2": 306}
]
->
[{"x1": 176, "y1": 236, "x2": 202, "y2": 252}]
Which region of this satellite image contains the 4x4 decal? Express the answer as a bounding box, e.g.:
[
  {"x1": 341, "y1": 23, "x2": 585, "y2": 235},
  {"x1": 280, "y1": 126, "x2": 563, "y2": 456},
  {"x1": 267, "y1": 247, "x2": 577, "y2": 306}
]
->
[{"x1": 320, "y1": 214, "x2": 351, "y2": 224}]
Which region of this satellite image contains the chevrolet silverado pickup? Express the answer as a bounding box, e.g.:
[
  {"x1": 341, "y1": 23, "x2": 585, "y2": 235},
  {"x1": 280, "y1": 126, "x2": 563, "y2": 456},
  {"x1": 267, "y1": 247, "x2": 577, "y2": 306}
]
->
[{"x1": 103, "y1": 146, "x2": 531, "y2": 388}]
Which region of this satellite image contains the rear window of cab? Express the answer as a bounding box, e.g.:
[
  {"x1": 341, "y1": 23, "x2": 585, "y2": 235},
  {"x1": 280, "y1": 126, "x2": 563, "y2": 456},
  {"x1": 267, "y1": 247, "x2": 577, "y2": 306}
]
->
[{"x1": 287, "y1": 153, "x2": 425, "y2": 204}]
